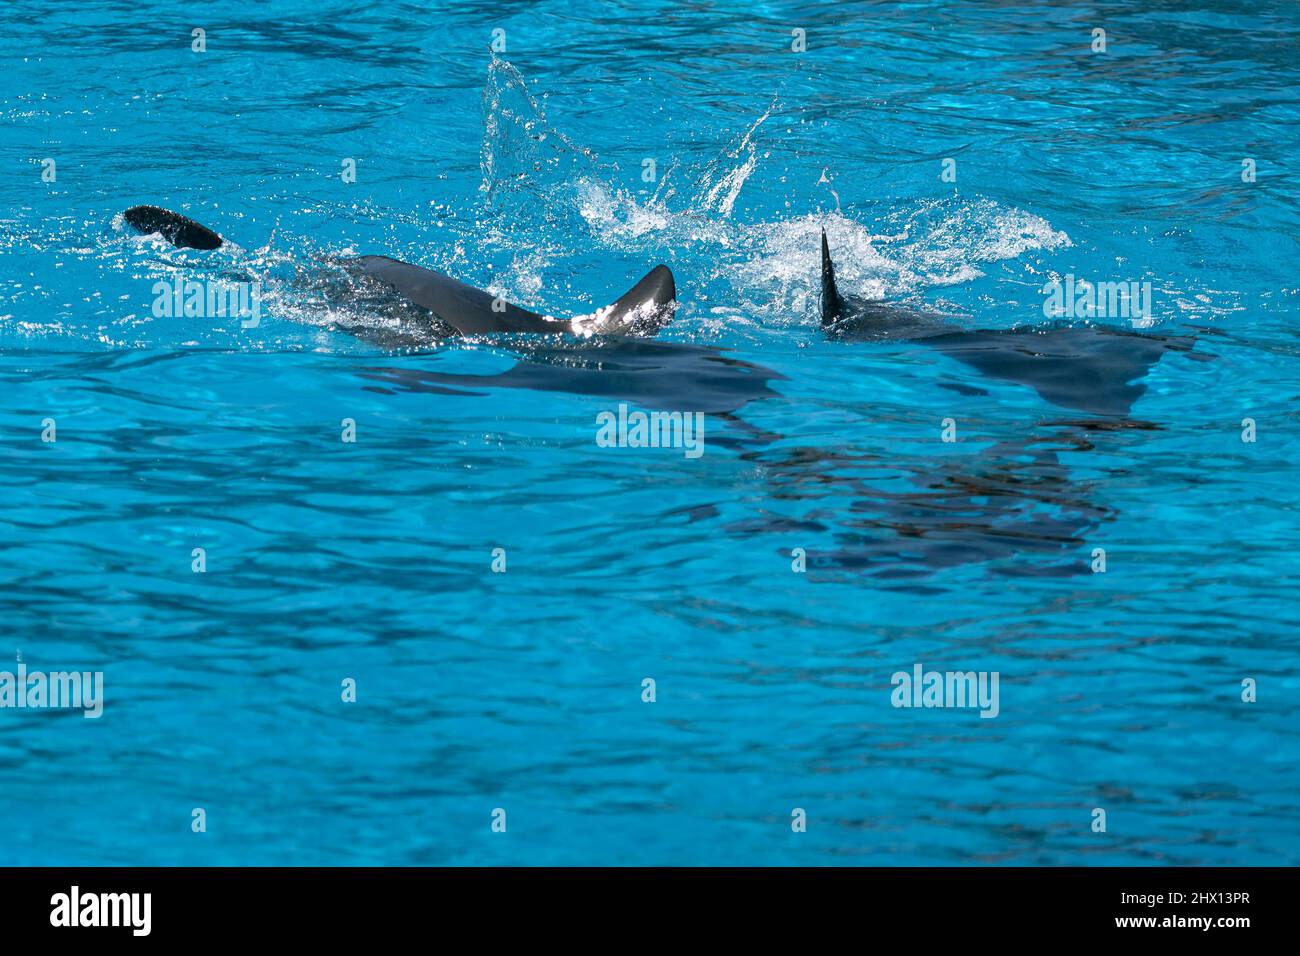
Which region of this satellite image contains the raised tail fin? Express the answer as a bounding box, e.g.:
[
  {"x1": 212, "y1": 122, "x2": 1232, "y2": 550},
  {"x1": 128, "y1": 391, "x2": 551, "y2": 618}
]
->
[
  {"x1": 570, "y1": 264, "x2": 675, "y2": 337},
  {"x1": 820, "y1": 229, "x2": 841, "y2": 326},
  {"x1": 122, "y1": 205, "x2": 224, "y2": 250}
]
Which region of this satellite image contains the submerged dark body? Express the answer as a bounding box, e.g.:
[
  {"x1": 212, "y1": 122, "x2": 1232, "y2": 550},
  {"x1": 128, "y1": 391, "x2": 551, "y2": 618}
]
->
[{"x1": 819, "y1": 231, "x2": 1191, "y2": 417}]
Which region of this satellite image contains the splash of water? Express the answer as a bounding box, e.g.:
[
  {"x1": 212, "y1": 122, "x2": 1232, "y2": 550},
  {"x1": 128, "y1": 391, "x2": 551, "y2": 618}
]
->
[
  {"x1": 473, "y1": 60, "x2": 1071, "y2": 325},
  {"x1": 3, "y1": 56, "x2": 1077, "y2": 351},
  {"x1": 691, "y1": 97, "x2": 778, "y2": 219}
]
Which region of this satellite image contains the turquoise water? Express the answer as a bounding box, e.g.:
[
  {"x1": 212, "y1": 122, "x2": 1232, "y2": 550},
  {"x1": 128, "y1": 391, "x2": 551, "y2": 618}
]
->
[{"x1": 1, "y1": 1, "x2": 1297, "y2": 865}]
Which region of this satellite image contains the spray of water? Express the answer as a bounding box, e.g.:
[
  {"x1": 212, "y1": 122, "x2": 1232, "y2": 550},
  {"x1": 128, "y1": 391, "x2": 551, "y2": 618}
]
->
[
  {"x1": 475, "y1": 58, "x2": 1070, "y2": 330},
  {"x1": 5, "y1": 55, "x2": 1074, "y2": 351}
]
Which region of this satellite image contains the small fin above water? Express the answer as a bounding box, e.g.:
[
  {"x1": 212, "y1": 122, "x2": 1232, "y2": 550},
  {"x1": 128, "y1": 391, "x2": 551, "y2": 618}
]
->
[
  {"x1": 571, "y1": 264, "x2": 675, "y2": 337},
  {"x1": 123, "y1": 205, "x2": 224, "y2": 250},
  {"x1": 820, "y1": 228, "x2": 841, "y2": 326}
]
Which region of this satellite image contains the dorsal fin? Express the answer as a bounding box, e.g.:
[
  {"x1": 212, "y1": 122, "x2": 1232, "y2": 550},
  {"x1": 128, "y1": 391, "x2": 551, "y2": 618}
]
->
[
  {"x1": 571, "y1": 265, "x2": 675, "y2": 337},
  {"x1": 820, "y1": 229, "x2": 841, "y2": 326},
  {"x1": 354, "y1": 257, "x2": 674, "y2": 338},
  {"x1": 123, "y1": 205, "x2": 224, "y2": 250}
]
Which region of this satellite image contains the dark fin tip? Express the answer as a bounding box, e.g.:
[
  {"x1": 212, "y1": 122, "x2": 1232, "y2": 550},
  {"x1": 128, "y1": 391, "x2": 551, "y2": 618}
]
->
[
  {"x1": 650, "y1": 264, "x2": 675, "y2": 304},
  {"x1": 123, "y1": 205, "x2": 223, "y2": 250},
  {"x1": 820, "y1": 228, "x2": 841, "y2": 327}
]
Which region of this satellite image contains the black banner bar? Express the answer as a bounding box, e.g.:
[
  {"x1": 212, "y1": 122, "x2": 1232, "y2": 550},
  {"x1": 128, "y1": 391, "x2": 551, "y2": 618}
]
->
[{"x1": 0, "y1": 867, "x2": 1284, "y2": 940}]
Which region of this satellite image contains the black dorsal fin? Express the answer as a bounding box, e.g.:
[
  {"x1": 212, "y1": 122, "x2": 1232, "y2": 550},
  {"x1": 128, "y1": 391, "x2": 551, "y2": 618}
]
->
[{"x1": 820, "y1": 229, "x2": 842, "y2": 326}]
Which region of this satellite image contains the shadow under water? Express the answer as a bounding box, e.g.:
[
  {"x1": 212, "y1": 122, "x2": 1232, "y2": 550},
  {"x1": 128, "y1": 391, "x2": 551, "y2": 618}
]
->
[
  {"x1": 357, "y1": 339, "x2": 786, "y2": 416},
  {"x1": 728, "y1": 426, "x2": 1140, "y2": 587},
  {"x1": 355, "y1": 336, "x2": 1174, "y2": 587}
]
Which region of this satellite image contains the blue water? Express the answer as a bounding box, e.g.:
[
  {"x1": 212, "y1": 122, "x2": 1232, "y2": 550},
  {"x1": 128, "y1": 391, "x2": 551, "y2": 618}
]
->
[{"x1": 2, "y1": 1, "x2": 1298, "y2": 866}]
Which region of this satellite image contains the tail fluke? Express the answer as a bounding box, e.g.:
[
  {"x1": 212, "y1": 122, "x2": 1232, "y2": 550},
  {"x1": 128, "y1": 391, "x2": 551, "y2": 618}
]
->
[
  {"x1": 123, "y1": 205, "x2": 224, "y2": 250},
  {"x1": 820, "y1": 229, "x2": 841, "y2": 326}
]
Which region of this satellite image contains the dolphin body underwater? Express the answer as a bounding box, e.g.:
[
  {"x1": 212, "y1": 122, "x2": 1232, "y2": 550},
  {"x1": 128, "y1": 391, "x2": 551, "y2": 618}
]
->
[
  {"x1": 122, "y1": 204, "x2": 677, "y2": 339},
  {"x1": 818, "y1": 230, "x2": 1192, "y2": 417}
]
